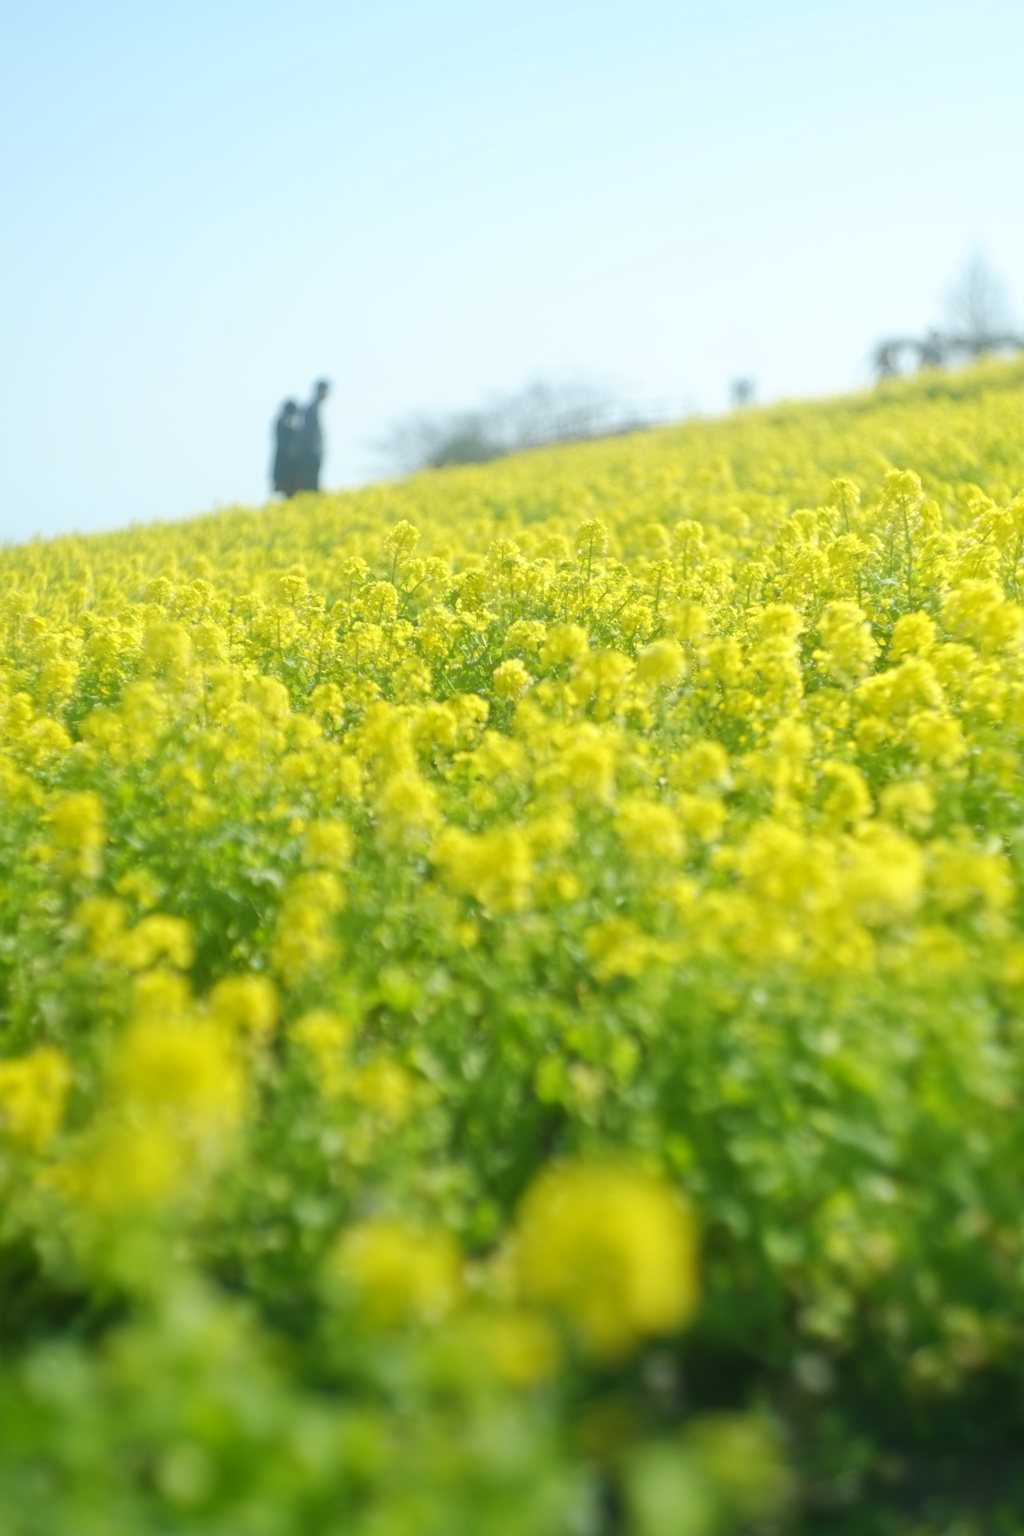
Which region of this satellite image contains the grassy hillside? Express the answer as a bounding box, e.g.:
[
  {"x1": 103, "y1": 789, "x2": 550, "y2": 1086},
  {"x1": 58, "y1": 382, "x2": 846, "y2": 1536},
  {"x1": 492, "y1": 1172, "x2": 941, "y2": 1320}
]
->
[{"x1": 2, "y1": 360, "x2": 1024, "y2": 1533}]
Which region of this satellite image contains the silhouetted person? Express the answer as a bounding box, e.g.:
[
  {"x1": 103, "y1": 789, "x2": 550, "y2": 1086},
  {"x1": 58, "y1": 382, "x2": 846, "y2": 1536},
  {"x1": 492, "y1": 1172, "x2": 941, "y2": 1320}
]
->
[
  {"x1": 873, "y1": 342, "x2": 899, "y2": 380},
  {"x1": 272, "y1": 399, "x2": 303, "y2": 497},
  {"x1": 919, "y1": 330, "x2": 946, "y2": 369},
  {"x1": 296, "y1": 380, "x2": 330, "y2": 492}
]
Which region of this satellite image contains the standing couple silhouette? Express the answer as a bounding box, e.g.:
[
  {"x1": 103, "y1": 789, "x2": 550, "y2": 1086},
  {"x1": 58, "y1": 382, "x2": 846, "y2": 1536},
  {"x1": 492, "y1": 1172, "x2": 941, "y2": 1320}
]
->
[{"x1": 272, "y1": 380, "x2": 329, "y2": 497}]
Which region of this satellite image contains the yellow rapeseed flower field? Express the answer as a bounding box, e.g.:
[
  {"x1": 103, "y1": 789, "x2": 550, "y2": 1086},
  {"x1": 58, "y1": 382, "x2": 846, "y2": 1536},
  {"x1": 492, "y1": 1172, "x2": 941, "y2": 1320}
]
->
[{"x1": 1, "y1": 360, "x2": 1023, "y2": 1531}]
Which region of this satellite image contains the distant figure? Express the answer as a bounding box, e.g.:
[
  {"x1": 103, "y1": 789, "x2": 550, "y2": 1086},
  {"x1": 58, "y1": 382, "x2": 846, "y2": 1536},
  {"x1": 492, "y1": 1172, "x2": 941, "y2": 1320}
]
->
[
  {"x1": 730, "y1": 378, "x2": 755, "y2": 408},
  {"x1": 296, "y1": 380, "x2": 330, "y2": 492},
  {"x1": 873, "y1": 342, "x2": 899, "y2": 380},
  {"x1": 272, "y1": 399, "x2": 303, "y2": 497},
  {"x1": 918, "y1": 330, "x2": 946, "y2": 369}
]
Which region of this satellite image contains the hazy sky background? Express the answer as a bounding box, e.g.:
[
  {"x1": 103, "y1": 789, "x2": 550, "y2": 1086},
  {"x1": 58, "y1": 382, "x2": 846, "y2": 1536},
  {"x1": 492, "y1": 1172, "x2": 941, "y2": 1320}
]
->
[{"x1": 1, "y1": 0, "x2": 1021, "y2": 541}]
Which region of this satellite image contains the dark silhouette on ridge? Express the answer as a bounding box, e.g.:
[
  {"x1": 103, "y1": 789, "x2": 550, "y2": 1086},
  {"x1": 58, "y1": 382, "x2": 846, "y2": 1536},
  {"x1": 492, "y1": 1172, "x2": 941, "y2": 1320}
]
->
[
  {"x1": 297, "y1": 380, "x2": 330, "y2": 492},
  {"x1": 270, "y1": 381, "x2": 330, "y2": 497},
  {"x1": 272, "y1": 400, "x2": 303, "y2": 497}
]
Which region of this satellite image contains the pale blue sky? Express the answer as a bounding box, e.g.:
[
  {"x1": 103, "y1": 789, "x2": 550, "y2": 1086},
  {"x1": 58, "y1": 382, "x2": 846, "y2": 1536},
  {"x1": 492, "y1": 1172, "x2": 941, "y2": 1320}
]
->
[{"x1": 1, "y1": 0, "x2": 1021, "y2": 540}]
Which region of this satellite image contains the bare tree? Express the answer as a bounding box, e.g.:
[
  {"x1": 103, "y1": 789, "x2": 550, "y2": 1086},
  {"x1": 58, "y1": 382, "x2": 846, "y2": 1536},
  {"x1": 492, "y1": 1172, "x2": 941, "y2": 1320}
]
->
[
  {"x1": 945, "y1": 252, "x2": 1015, "y2": 347},
  {"x1": 373, "y1": 378, "x2": 620, "y2": 474},
  {"x1": 375, "y1": 410, "x2": 499, "y2": 475},
  {"x1": 872, "y1": 255, "x2": 1021, "y2": 379}
]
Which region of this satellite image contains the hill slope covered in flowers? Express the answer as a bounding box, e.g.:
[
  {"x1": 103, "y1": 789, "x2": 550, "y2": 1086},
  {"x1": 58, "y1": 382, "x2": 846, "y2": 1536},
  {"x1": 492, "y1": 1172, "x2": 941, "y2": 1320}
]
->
[{"x1": 2, "y1": 361, "x2": 1024, "y2": 1533}]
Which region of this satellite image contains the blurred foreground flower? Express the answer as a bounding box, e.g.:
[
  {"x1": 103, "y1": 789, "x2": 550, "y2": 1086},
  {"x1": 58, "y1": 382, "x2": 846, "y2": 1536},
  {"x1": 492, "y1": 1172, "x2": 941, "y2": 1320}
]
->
[
  {"x1": 330, "y1": 1218, "x2": 462, "y2": 1327},
  {"x1": 0, "y1": 1046, "x2": 71, "y2": 1153},
  {"x1": 515, "y1": 1159, "x2": 698, "y2": 1358}
]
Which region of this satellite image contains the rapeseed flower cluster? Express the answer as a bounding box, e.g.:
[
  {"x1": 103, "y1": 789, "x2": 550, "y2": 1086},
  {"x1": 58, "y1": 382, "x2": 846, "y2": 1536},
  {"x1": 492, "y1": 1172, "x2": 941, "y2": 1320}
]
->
[{"x1": 1, "y1": 360, "x2": 1023, "y2": 1531}]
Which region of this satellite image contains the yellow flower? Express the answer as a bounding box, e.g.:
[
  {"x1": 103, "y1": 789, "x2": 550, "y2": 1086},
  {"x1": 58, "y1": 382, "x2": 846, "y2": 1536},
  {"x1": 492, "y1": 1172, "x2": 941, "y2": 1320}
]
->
[
  {"x1": 817, "y1": 761, "x2": 873, "y2": 828},
  {"x1": 0, "y1": 1047, "x2": 71, "y2": 1153},
  {"x1": 540, "y1": 623, "x2": 589, "y2": 669},
  {"x1": 349, "y1": 1058, "x2": 414, "y2": 1126},
  {"x1": 930, "y1": 842, "x2": 1013, "y2": 918},
  {"x1": 247, "y1": 674, "x2": 291, "y2": 721},
  {"x1": 890, "y1": 610, "x2": 937, "y2": 659},
  {"x1": 666, "y1": 602, "x2": 708, "y2": 644},
  {"x1": 730, "y1": 820, "x2": 835, "y2": 912},
  {"x1": 55, "y1": 1125, "x2": 184, "y2": 1212},
  {"x1": 615, "y1": 797, "x2": 684, "y2": 863},
  {"x1": 503, "y1": 618, "x2": 548, "y2": 657},
  {"x1": 880, "y1": 779, "x2": 935, "y2": 832},
  {"x1": 702, "y1": 636, "x2": 743, "y2": 686},
  {"x1": 115, "y1": 913, "x2": 194, "y2": 972},
  {"x1": 844, "y1": 825, "x2": 924, "y2": 924},
  {"x1": 271, "y1": 872, "x2": 344, "y2": 983},
  {"x1": 942, "y1": 580, "x2": 1024, "y2": 653},
  {"x1": 131, "y1": 968, "x2": 192, "y2": 1024},
  {"x1": 675, "y1": 792, "x2": 726, "y2": 842},
  {"x1": 815, "y1": 602, "x2": 877, "y2": 686},
  {"x1": 142, "y1": 620, "x2": 192, "y2": 681},
  {"x1": 433, "y1": 824, "x2": 533, "y2": 914},
  {"x1": 758, "y1": 603, "x2": 803, "y2": 644},
  {"x1": 208, "y1": 974, "x2": 280, "y2": 1041},
  {"x1": 61, "y1": 1010, "x2": 245, "y2": 1212},
  {"x1": 492, "y1": 658, "x2": 533, "y2": 699},
  {"x1": 382, "y1": 518, "x2": 421, "y2": 563},
  {"x1": 635, "y1": 639, "x2": 685, "y2": 687},
  {"x1": 515, "y1": 1160, "x2": 698, "y2": 1358},
  {"x1": 114, "y1": 867, "x2": 164, "y2": 910},
  {"x1": 48, "y1": 790, "x2": 105, "y2": 878},
  {"x1": 290, "y1": 1009, "x2": 353, "y2": 1095},
  {"x1": 330, "y1": 1219, "x2": 461, "y2": 1327},
  {"x1": 469, "y1": 1308, "x2": 561, "y2": 1387},
  {"x1": 75, "y1": 895, "x2": 129, "y2": 958},
  {"x1": 575, "y1": 518, "x2": 609, "y2": 572},
  {"x1": 573, "y1": 649, "x2": 634, "y2": 716},
  {"x1": 671, "y1": 739, "x2": 730, "y2": 793},
  {"x1": 906, "y1": 711, "x2": 967, "y2": 767},
  {"x1": 585, "y1": 918, "x2": 675, "y2": 981},
  {"x1": 557, "y1": 733, "x2": 617, "y2": 804},
  {"x1": 109, "y1": 1018, "x2": 244, "y2": 1133},
  {"x1": 302, "y1": 818, "x2": 354, "y2": 870},
  {"x1": 375, "y1": 770, "x2": 440, "y2": 847},
  {"x1": 468, "y1": 729, "x2": 528, "y2": 783}
]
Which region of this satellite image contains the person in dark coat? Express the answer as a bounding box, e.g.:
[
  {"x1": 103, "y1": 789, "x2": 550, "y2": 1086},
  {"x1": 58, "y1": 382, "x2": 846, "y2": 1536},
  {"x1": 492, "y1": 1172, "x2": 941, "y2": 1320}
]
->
[
  {"x1": 272, "y1": 399, "x2": 303, "y2": 497},
  {"x1": 296, "y1": 380, "x2": 330, "y2": 492}
]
